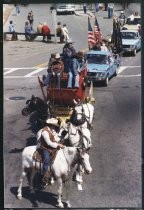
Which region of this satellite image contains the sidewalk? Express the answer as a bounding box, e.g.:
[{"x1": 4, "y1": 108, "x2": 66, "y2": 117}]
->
[{"x1": 3, "y1": 4, "x2": 14, "y2": 25}]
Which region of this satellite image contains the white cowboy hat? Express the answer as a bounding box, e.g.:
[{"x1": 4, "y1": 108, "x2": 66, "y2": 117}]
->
[
  {"x1": 46, "y1": 118, "x2": 60, "y2": 127},
  {"x1": 66, "y1": 38, "x2": 74, "y2": 44},
  {"x1": 55, "y1": 53, "x2": 60, "y2": 59}
]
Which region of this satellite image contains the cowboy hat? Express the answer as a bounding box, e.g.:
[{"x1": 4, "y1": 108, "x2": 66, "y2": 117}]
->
[
  {"x1": 55, "y1": 53, "x2": 60, "y2": 59},
  {"x1": 46, "y1": 118, "x2": 60, "y2": 127},
  {"x1": 66, "y1": 38, "x2": 74, "y2": 44}
]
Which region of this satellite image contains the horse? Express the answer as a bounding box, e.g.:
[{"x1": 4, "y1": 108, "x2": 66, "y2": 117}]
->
[
  {"x1": 58, "y1": 121, "x2": 92, "y2": 190},
  {"x1": 70, "y1": 100, "x2": 95, "y2": 130},
  {"x1": 17, "y1": 145, "x2": 92, "y2": 208},
  {"x1": 21, "y1": 95, "x2": 51, "y2": 130},
  {"x1": 59, "y1": 122, "x2": 92, "y2": 149}
]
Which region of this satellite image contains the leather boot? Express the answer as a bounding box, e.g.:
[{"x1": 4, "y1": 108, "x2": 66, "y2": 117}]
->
[{"x1": 41, "y1": 171, "x2": 51, "y2": 190}]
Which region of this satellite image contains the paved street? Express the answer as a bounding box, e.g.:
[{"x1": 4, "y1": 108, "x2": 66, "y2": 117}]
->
[{"x1": 3, "y1": 3, "x2": 142, "y2": 209}]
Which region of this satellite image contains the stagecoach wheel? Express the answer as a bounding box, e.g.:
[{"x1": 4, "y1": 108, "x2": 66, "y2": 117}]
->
[{"x1": 104, "y1": 77, "x2": 109, "y2": 86}]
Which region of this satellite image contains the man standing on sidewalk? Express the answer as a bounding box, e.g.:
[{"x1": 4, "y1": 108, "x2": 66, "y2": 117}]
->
[{"x1": 108, "y1": 3, "x2": 114, "y2": 18}]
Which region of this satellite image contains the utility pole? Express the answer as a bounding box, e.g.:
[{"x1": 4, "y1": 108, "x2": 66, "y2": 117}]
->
[{"x1": 50, "y1": 6, "x2": 57, "y2": 44}]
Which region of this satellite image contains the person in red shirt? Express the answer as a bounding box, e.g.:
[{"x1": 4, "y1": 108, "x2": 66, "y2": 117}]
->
[{"x1": 42, "y1": 22, "x2": 51, "y2": 42}]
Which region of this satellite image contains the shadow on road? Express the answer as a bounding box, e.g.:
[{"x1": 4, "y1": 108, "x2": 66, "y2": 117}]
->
[{"x1": 10, "y1": 186, "x2": 62, "y2": 208}]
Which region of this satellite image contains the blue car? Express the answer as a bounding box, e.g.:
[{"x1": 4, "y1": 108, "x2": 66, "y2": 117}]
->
[
  {"x1": 121, "y1": 30, "x2": 141, "y2": 56},
  {"x1": 86, "y1": 50, "x2": 118, "y2": 86}
]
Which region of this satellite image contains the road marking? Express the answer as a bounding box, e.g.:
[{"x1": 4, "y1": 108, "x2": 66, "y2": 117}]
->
[
  {"x1": 24, "y1": 67, "x2": 46, "y2": 77},
  {"x1": 118, "y1": 74, "x2": 141, "y2": 77},
  {"x1": 3, "y1": 65, "x2": 141, "y2": 78},
  {"x1": 118, "y1": 66, "x2": 127, "y2": 74}
]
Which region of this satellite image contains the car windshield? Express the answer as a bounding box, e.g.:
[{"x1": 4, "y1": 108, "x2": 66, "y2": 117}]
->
[
  {"x1": 126, "y1": 17, "x2": 141, "y2": 25},
  {"x1": 86, "y1": 54, "x2": 108, "y2": 64},
  {"x1": 121, "y1": 32, "x2": 137, "y2": 39}
]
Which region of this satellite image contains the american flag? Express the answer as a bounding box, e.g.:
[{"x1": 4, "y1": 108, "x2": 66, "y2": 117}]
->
[
  {"x1": 88, "y1": 16, "x2": 96, "y2": 47},
  {"x1": 94, "y1": 16, "x2": 102, "y2": 43}
]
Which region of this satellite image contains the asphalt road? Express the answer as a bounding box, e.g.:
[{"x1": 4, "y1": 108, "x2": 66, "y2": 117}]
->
[{"x1": 3, "y1": 4, "x2": 141, "y2": 208}]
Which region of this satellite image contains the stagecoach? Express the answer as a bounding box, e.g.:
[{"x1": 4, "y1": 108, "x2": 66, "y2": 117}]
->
[{"x1": 38, "y1": 62, "x2": 94, "y2": 121}]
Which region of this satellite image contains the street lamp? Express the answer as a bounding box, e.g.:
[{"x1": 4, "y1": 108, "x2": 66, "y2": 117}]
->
[{"x1": 50, "y1": 6, "x2": 57, "y2": 44}]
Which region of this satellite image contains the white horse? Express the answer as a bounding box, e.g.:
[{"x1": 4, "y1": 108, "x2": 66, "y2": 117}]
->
[
  {"x1": 58, "y1": 121, "x2": 92, "y2": 191},
  {"x1": 17, "y1": 145, "x2": 92, "y2": 208},
  {"x1": 59, "y1": 122, "x2": 92, "y2": 149},
  {"x1": 71, "y1": 100, "x2": 95, "y2": 130}
]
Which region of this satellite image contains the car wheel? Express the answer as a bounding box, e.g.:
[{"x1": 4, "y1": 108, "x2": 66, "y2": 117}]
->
[
  {"x1": 104, "y1": 77, "x2": 109, "y2": 86},
  {"x1": 133, "y1": 48, "x2": 137, "y2": 56}
]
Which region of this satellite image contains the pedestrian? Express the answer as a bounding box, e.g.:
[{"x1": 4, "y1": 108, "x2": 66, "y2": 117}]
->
[
  {"x1": 137, "y1": 24, "x2": 141, "y2": 36},
  {"x1": 119, "y1": 11, "x2": 126, "y2": 26},
  {"x1": 62, "y1": 39, "x2": 80, "y2": 89},
  {"x1": 56, "y1": 22, "x2": 64, "y2": 43},
  {"x1": 83, "y1": 3, "x2": 87, "y2": 14},
  {"x1": 104, "y1": 3, "x2": 108, "y2": 11},
  {"x1": 95, "y1": 3, "x2": 99, "y2": 12},
  {"x1": 100, "y1": 40, "x2": 109, "y2": 51},
  {"x1": 41, "y1": 22, "x2": 51, "y2": 42},
  {"x1": 15, "y1": 4, "x2": 20, "y2": 15},
  {"x1": 27, "y1": 11, "x2": 34, "y2": 29},
  {"x1": 37, "y1": 118, "x2": 65, "y2": 189},
  {"x1": 8, "y1": 20, "x2": 17, "y2": 41},
  {"x1": 24, "y1": 21, "x2": 36, "y2": 41},
  {"x1": 37, "y1": 22, "x2": 43, "y2": 33},
  {"x1": 62, "y1": 24, "x2": 69, "y2": 43},
  {"x1": 108, "y1": 3, "x2": 114, "y2": 19}
]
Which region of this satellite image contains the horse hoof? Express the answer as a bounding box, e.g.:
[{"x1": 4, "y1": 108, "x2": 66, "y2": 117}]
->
[
  {"x1": 17, "y1": 195, "x2": 22, "y2": 200},
  {"x1": 56, "y1": 203, "x2": 64, "y2": 208},
  {"x1": 77, "y1": 184, "x2": 83, "y2": 191}
]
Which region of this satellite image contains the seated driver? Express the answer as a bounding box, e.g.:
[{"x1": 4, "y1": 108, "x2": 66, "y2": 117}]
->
[{"x1": 42, "y1": 53, "x2": 64, "y2": 89}]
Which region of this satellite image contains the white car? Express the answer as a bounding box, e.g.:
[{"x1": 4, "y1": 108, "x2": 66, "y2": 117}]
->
[{"x1": 56, "y1": 4, "x2": 75, "y2": 15}]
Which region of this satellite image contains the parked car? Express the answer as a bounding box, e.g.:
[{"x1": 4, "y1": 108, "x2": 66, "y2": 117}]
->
[
  {"x1": 122, "y1": 14, "x2": 141, "y2": 30},
  {"x1": 121, "y1": 30, "x2": 141, "y2": 56},
  {"x1": 56, "y1": 4, "x2": 75, "y2": 15},
  {"x1": 86, "y1": 50, "x2": 118, "y2": 86}
]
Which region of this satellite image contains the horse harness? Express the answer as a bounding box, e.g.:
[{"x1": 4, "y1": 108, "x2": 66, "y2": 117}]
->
[{"x1": 73, "y1": 103, "x2": 92, "y2": 130}]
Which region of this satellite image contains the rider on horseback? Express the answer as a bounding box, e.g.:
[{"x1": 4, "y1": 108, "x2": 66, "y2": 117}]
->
[{"x1": 37, "y1": 118, "x2": 65, "y2": 189}]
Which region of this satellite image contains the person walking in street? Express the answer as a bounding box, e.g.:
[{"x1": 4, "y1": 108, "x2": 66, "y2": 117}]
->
[
  {"x1": 37, "y1": 118, "x2": 65, "y2": 189},
  {"x1": 8, "y1": 20, "x2": 17, "y2": 41},
  {"x1": 108, "y1": 3, "x2": 114, "y2": 19},
  {"x1": 118, "y1": 11, "x2": 126, "y2": 26},
  {"x1": 62, "y1": 24, "x2": 69, "y2": 43},
  {"x1": 95, "y1": 3, "x2": 99, "y2": 12},
  {"x1": 56, "y1": 22, "x2": 64, "y2": 43},
  {"x1": 83, "y1": 3, "x2": 87, "y2": 14},
  {"x1": 15, "y1": 4, "x2": 20, "y2": 15},
  {"x1": 41, "y1": 22, "x2": 51, "y2": 42}
]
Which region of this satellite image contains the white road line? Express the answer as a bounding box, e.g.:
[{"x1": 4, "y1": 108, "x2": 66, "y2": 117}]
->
[
  {"x1": 24, "y1": 67, "x2": 46, "y2": 77},
  {"x1": 118, "y1": 66, "x2": 127, "y2": 74},
  {"x1": 118, "y1": 74, "x2": 141, "y2": 77},
  {"x1": 4, "y1": 68, "x2": 19, "y2": 75},
  {"x1": 4, "y1": 67, "x2": 36, "y2": 70}
]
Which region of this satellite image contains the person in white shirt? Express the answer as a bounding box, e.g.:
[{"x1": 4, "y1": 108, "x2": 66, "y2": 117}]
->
[
  {"x1": 37, "y1": 118, "x2": 64, "y2": 189},
  {"x1": 62, "y1": 24, "x2": 69, "y2": 43}
]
